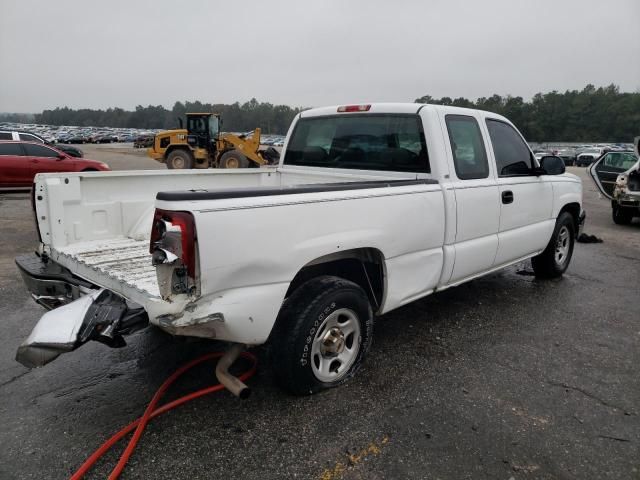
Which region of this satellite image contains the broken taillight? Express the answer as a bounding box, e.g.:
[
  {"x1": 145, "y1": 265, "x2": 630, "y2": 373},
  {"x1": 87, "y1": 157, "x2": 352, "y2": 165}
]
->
[{"x1": 150, "y1": 209, "x2": 198, "y2": 296}]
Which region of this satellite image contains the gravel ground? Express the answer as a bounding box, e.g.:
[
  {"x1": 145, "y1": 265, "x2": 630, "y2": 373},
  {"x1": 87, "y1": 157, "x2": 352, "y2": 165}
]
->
[{"x1": 0, "y1": 149, "x2": 638, "y2": 479}]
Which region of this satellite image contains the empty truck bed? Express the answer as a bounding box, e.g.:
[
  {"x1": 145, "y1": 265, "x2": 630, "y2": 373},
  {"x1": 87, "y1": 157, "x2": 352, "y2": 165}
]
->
[{"x1": 51, "y1": 237, "x2": 160, "y2": 304}]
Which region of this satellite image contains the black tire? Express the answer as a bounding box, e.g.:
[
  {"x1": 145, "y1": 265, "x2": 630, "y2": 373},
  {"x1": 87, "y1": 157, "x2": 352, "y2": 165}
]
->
[
  {"x1": 218, "y1": 150, "x2": 249, "y2": 169},
  {"x1": 532, "y1": 212, "x2": 575, "y2": 278},
  {"x1": 166, "y1": 149, "x2": 193, "y2": 169},
  {"x1": 612, "y1": 203, "x2": 633, "y2": 225},
  {"x1": 271, "y1": 276, "x2": 374, "y2": 395},
  {"x1": 81, "y1": 168, "x2": 98, "y2": 172}
]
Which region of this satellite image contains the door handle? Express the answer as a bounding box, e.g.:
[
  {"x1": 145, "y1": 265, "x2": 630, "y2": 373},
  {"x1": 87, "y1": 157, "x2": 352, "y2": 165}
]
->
[{"x1": 502, "y1": 190, "x2": 514, "y2": 204}]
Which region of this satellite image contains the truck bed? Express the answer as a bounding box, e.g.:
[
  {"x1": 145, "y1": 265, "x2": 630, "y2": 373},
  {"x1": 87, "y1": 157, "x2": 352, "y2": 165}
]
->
[{"x1": 35, "y1": 167, "x2": 423, "y2": 307}]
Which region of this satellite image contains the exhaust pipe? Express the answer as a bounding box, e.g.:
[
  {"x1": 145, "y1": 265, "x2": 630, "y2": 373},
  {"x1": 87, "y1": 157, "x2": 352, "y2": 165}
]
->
[{"x1": 215, "y1": 344, "x2": 251, "y2": 399}]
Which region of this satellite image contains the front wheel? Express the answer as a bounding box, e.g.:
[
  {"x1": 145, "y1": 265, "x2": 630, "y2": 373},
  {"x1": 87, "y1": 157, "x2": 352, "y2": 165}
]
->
[
  {"x1": 166, "y1": 149, "x2": 193, "y2": 169},
  {"x1": 218, "y1": 150, "x2": 249, "y2": 168},
  {"x1": 271, "y1": 276, "x2": 374, "y2": 395},
  {"x1": 532, "y1": 212, "x2": 575, "y2": 278}
]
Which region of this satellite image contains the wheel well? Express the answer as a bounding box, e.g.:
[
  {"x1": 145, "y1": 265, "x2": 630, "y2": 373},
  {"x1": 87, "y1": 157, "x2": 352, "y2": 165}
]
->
[
  {"x1": 558, "y1": 202, "x2": 581, "y2": 232},
  {"x1": 285, "y1": 248, "x2": 385, "y2": 311},
  {"x1": 81, "y1": 168, "x2": 98, "y2": 172}
]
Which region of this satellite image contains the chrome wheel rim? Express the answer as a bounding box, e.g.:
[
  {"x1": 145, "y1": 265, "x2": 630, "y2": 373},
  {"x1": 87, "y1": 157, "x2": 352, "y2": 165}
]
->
[
  {"x1": 310, "y1": 308, "x2": 361, "y2": 382},
  {"x1": 555, "y1": 226, "x2": 570, "y2": 265}
]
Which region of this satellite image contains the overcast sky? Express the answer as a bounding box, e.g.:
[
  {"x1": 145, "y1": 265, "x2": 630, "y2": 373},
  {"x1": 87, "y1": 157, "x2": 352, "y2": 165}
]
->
[{"x1": 1, "y1": 0, "x2": 639, "y2": 112}]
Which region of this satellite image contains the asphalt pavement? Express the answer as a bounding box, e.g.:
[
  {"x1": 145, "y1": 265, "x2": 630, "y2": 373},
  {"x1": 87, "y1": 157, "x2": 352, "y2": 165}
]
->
[{"x1": 0, "y1": 148, "x2": 638, "y2": 479}]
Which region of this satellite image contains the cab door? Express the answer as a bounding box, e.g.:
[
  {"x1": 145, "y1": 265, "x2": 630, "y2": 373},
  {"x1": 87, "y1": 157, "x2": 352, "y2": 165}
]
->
[
  {"x1": 484, "y1": 119, "x2": 554, "y2": 266},
  {"x1": 0, "y1": 143, "x2": 30, "y2": 187},
  {"x1": 442, "y1": 113, "x2": 500, "y2": 284},
  {"x1": 589, "y1": 151, "x2": 639, "y2": 199}
]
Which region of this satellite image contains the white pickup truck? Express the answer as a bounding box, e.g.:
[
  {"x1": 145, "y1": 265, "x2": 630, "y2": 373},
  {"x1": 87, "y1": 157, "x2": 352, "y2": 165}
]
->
[{"x1": 16, "y1": 103, "x2": 585, "y2": 395}]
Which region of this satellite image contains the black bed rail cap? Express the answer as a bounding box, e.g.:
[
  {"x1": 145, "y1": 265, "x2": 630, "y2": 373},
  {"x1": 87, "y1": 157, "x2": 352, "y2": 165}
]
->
[{"x1": 156, "y1": 178, "x2": 438, "y2": 202}]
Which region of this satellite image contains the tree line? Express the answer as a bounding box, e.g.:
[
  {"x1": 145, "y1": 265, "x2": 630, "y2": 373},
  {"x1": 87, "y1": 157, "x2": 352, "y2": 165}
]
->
[
  {"x1": 2, "y1": 84, "x2": 637, "y2": 140},
  {"x1": 31, "y1": 99, "x2": 304, "y2": 134},
  {"x1": 415, "y1": 84, "x2": 639, "y2": 142}
]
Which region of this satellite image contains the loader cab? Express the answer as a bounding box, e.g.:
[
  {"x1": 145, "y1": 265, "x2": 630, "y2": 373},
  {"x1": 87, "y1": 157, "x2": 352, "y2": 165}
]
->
[{"x1": 186, "y1": 113, "x2": 220, "y2": 151}]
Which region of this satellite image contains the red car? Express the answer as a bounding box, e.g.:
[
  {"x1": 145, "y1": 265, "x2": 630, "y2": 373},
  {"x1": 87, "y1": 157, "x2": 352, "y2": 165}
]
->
[{"x1": 0, "y1": 141, "x2": 110, "y2": 189}]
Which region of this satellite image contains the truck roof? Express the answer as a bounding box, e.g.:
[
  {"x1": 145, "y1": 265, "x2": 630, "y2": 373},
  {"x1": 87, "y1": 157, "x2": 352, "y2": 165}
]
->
[{"x1": 300, "y1": 102, "x2": 506, "y2": 121}]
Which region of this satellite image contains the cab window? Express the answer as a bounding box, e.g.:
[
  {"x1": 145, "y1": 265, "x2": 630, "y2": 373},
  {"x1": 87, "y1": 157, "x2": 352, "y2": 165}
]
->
[
  {"x1": 19, "y1": 133, "x2": 43, "y2": 143},
  {"x1": 0, "y1": 143, "x2": 24, "y2": 156},
  {"x1": 445, "y1": 115, "x2": 489, "y2": 180},
  {"x1": 602, "y1": 152, "x2": 637, "y2": 171},
  {"x1": 23, "y1": 144, "x2": 60, "y2": 158},
  {"x1": 486, "y1": 119, "x2": 533, "y2": 176}
]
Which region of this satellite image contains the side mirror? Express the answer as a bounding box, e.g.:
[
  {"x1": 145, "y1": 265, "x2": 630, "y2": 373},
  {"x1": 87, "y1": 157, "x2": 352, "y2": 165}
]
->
[
  {"x1": 540, "y1": 156, "x2": 565, "y2": 175},
  {"x1": 57, "y1": 153, "x2": 66, "y2": 160}
]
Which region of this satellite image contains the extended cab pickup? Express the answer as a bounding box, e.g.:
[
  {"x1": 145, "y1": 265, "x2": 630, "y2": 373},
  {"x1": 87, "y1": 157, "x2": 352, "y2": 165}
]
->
[{"x1": 15, "y1": 103, "x2": 585, "y2": 395}]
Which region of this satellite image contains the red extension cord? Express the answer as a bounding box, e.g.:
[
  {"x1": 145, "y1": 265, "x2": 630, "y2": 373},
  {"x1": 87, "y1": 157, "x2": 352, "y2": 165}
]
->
[{"x1": 69, "y1": 351, "x2": 258, "y2": 480}]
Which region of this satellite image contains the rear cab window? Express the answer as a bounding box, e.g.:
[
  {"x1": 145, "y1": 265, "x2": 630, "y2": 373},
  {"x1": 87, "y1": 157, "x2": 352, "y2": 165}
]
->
[
  {"x1": 0, "y1": 132, "x2": 13, "y2": 140},
  {"x1": 283, "y1": 114, "x2": 430, "y2": 173},
  {"x1": 486, "y1": 119, "x2": 534, "y2": 176}
]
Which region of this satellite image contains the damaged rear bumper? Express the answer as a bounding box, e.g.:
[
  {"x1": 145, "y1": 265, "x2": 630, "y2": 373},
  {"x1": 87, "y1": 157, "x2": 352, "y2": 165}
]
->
[
  {"x1": 15, "y1": 253, "x2": 95, "y2": 310},
  {"x1": 15, "y1": 254, "x2": 148, "y2": 368}
]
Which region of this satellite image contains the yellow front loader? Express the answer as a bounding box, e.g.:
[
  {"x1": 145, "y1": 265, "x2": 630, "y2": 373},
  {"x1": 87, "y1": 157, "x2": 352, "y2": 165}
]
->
[{"x1": 147, "y1": 113, "x2": 268, "y2": 169}]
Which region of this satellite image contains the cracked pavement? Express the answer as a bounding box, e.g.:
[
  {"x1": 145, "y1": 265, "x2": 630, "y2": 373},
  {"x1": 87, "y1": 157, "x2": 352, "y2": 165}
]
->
[{"x1": 0, "y1": 151, "x2": 638, "y2": 479}]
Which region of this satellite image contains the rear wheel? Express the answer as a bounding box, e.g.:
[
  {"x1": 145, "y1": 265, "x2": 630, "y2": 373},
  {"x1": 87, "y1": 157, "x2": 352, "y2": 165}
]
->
[
  {"x1": 218, "y1": 150, "x2": 249, "y2": 169},
  {"x1": 166, "y1": 149, "x2": 193, "y2": 169},
  {"x1": 532, "y1": 212, "x2": 575, "y2": 278},
  {"x1": 271, "y1": 276, "x2": 374, "y2": 395},
  {"x1": 612, "y1": 203, "x2": 633, "y2": 225}
]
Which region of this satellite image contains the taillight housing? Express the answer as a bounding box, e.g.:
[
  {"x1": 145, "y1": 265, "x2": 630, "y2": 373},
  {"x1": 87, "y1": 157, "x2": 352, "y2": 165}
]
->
[{"x1": 150, "y1": 209, "x2": 198, "y2": 297}]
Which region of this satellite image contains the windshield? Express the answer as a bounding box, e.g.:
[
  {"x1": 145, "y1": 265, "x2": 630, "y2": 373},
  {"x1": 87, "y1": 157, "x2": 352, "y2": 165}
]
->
[{"x1": 283, "y1": 114, "x2": 429, "y2": 173}]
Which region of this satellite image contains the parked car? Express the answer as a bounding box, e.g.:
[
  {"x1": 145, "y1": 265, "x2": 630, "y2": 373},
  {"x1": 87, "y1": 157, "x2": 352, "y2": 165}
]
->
[
  {"x1": 534, "y1": 151, "x2": 553, "y2": 161},
  {"x1": 14, "y1": 104, "x2": 584, "y2": 396},
  {"x1": 134, "y1": 135, "x2": 154, "y2": 148},
  {"x1": 95, "y1": 134, "x2": 117, "y2": 144},
  {"x1": 556, "y1": 149, "x2": 577, "y2": 166},
  {"x1": 576, "y1": 148, "x2": 604, "y2": 166},
  {"x1": 589, "y1": 142, "x2": 640, "y2": 224},
  {"x1": 62, "y1": 133, "x2": 88, "y2": 144},
  {"x1": 0, "y1": 141, "x2": 110, "y2": 190},
  {"x1": 0, "y1": 129, "x2": 84, "y2": 157}
]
